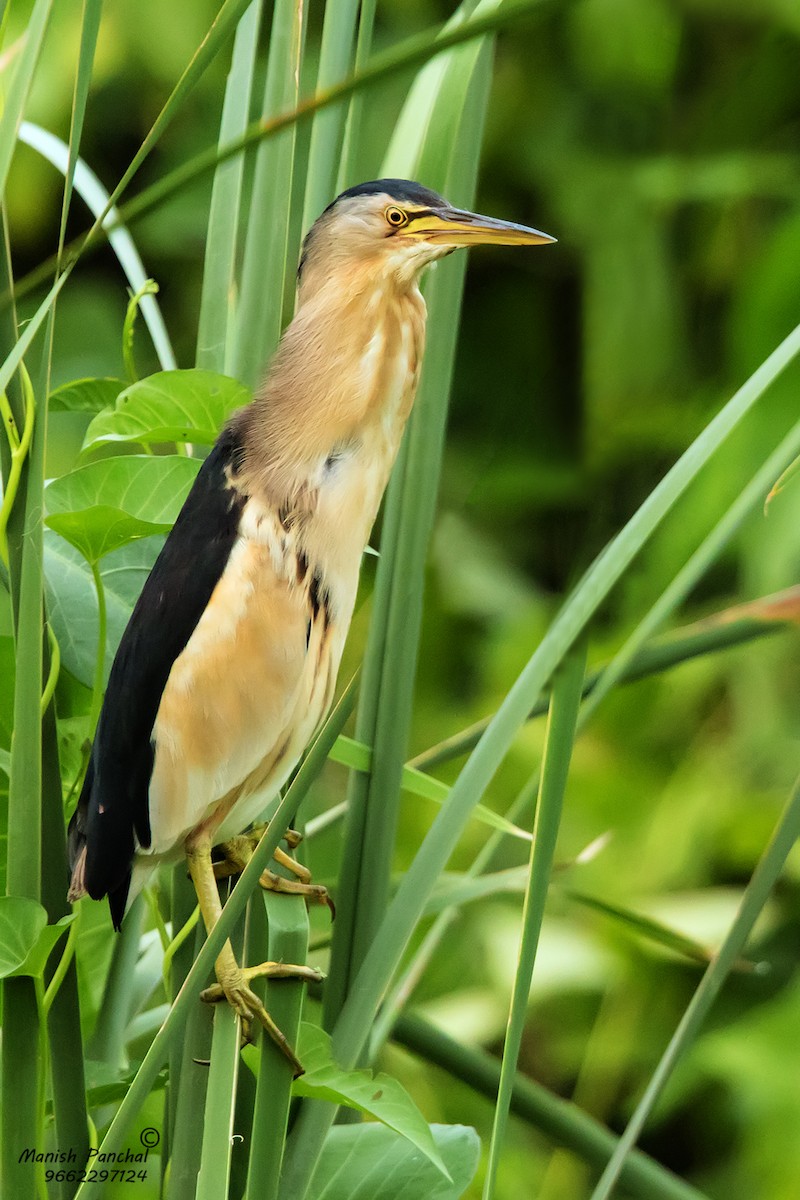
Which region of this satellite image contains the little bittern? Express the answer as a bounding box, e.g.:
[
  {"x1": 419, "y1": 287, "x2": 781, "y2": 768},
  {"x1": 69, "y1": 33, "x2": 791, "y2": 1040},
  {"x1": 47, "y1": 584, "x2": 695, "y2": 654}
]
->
[{"x1": 68, "y1": 179, "x2": 554, "y2": 1070}]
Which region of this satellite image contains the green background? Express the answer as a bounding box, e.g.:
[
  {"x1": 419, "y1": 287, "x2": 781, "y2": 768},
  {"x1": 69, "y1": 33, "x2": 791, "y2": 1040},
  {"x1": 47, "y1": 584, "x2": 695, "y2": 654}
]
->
[{"x1": 7, "y1": 1, "x2": 800, "y2": 1196}]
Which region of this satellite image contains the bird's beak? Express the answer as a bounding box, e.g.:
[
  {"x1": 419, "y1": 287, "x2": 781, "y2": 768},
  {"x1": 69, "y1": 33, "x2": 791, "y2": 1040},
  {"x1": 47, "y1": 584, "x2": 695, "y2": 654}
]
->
[{"x1": 406, "y1": 206, "x2": 556, "y2": 247}]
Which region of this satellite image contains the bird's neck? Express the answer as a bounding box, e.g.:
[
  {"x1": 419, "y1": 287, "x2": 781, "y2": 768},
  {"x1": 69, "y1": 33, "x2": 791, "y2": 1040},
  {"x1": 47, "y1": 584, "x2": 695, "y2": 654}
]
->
[
  {"x1": 235, "y1": 268, "x2": 427, "y2": 604},
  {"x1": 240, "y1": 269, "x2": 426, "y2": 511}
]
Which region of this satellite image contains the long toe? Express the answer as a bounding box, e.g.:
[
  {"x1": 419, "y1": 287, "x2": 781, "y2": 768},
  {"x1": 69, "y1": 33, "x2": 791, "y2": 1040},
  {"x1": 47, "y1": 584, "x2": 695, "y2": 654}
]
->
[
  {"x1": 200, "y1": 962, "x2": 315, "y2": 1074},
  {"x1": 242, "y1": 961, "x2": 323, "y2": 985},
  {"x1": 257, "y1": 869, "x2": 335, "y2": 916},
  {"x1": 244, "y1": 989, "x2": 304, "y2": 1076}
]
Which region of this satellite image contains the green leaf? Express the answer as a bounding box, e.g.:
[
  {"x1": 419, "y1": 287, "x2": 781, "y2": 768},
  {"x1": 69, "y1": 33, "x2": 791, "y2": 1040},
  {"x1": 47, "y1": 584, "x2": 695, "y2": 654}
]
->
[
  {"x1": 0, "y1": 898, "x2": 73, "y2": 979},
  {"x1": 423, "y1": 867, "x2": 529, "y2": 916},
  {"x1": 45, "y1": 455, "x2": 200, "y2": 563},
  {"x1": 307, "y1": 1123, "x2": 480, "y2": 1200},
  {"x1": 14, "y1": 917, "x2": 75, "y2": 980},
  {"x1": 44, "y1": 532, "x2": 162, "y2": 687},
  {"x1": 0, "y1": 899, "x2": 45, "y2": 977},
  {"x1": 196, "y1": 0, "x2": 263, "y2": 375},
  {"x1": 329, "y1": 736, "x2": 532, "y2": 842},
  {"x1": 0, "y1": 748, "x2": 9, "y2": 779},
  {"x1": 81, "y1": 369, "x2": 249, "y2": 453},
  {"x1": 47, "y1": 507, "x2": 174, "y2": 565},
  {"x1": 0, "y1": 637, "x2": 13, "y2": 749},
  {"x1": 233, "y1": 0, "x2": 308, "y2": 386},
  {"x1": 52, "y1": 1062, "x2": 169, "y2": 1115},
  {"x1": 285, "y1": 1024, "x2": 450, "y2": 1179},
  {"x1": 0, "y1": 0, "x2": 54, "y2": 201},
  {"x1": 765, "y1": 450, "x2": 800, "y2": 512},
  {"x1": 49, "y1": 377, "x2": 126, "y2": 414},
  {"x1": 564, "y1": 889, "x2": 748, "y2": 969}
]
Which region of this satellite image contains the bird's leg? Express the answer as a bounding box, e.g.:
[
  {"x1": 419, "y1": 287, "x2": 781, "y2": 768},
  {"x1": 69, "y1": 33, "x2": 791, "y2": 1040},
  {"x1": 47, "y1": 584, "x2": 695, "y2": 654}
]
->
[
  {"x1": 212, "y1": 825, "x2": 333, "y2": 914},
  {"x1": 212, "y1": 822, "x2": 305, "y2": 877},
  {"x1": 185, "y1": 837, "x2": 321, "y2": 1075}
]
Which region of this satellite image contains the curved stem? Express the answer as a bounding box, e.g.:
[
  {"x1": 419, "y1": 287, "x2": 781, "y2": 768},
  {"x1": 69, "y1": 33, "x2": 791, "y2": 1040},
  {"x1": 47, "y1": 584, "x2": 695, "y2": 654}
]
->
[
  {"x1": 122, "y1": 278, "x2": 159, "y2": 383},
  {"x1": 0, "y1": 364, "x2": 36, "y2": 566},
  {"x1": 87, "y1": 559, "x2": 107, "y2": 738},
  {"x1": 40, "y1": 622, "x2": 60, "y2": 715},
  {"x1": 161, "y1": 904, "x2": 200, "y2": 994},
  {"x1": 42, "y1": 917, "x2": 78, "y2": 1015}
]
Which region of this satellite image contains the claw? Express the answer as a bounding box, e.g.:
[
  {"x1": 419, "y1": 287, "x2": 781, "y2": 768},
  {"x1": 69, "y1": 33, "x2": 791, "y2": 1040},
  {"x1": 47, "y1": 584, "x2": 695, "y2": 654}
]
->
[
  {"x1": 201, "y1": 962, "x2": 323, "y2": 1076},
  {"x1": 257, "y1": 868, "x2": 335, "y2": 918}
]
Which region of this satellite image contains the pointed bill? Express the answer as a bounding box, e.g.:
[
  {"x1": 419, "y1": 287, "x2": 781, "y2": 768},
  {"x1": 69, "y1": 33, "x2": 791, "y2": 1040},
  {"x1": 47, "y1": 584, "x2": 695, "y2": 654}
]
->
[{"x1": 406, "y1": 206, "x2": 556, "y2": 247}]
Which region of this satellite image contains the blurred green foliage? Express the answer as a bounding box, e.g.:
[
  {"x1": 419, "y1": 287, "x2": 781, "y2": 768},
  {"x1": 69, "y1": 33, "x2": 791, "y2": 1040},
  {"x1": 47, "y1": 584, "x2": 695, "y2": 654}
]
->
[{"x1": 6, "y1": 0, "x2": 800, "y2": 1196}]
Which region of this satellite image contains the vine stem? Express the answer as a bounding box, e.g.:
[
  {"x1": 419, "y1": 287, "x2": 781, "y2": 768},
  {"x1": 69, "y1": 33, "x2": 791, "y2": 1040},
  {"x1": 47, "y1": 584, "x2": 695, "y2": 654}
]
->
[
  {"x1": 43, "y1": 918, "x2": 79, "y2": 1015},
  {"x1": 0, "y1": 364, "x2": 36, "y2": 565},
  {"x1": 87, "y1": 558, "x2": 108, "y2": 738}
]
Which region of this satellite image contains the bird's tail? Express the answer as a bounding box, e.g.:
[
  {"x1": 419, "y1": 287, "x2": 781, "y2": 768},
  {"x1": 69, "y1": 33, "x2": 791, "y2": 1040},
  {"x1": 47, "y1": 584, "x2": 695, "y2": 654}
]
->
[
  {"x1": 66, "y1": 755, "x2": 136, "y2": 930},
  {"x1": 66, "y1": 758, "x2": 92, "y2": 900}
]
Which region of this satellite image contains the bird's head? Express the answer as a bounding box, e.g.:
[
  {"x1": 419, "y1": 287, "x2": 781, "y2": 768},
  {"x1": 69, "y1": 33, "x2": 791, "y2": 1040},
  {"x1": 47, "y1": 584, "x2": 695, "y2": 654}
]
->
[{"x1": 298, "y1": 178, "x2": 555, "y2": 295}]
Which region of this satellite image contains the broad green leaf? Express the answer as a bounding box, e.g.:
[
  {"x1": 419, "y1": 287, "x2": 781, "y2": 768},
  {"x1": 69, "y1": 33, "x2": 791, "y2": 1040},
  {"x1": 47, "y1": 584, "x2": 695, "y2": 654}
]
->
[
  {"x1": 47, "y1": 507, "x2": 174, "y2": 565},
  {"x1": 49, "y1": 377, "x2": 126, "y2": 414},
  {"x1": 12, "y1": 916, "x2": 75, "y2": 980},
  {"x1": 307, "y1": 1123, "x2": 480, "y2": 1200},
  {"x1": 0, "y1": 898, "x2": 47, "y2": 978},
  {"x1": 82, "y1": 369, "x2": 249, "y2": 453},
  {"x1": 0, "y1": 748, "x2": 9, "y2": 778},
  {"x1": 45, "y1": 455, "x2": 200, "y2": 563},
  {"x1": 0, "y1": 898, "x2": 71, "y2": 979},
  {"x1": 258, "y1": 1023, "x2": 450, "y2": 1178},
  {"x1": 44, "y1": 531, "x2": 163, "y2": 686}
]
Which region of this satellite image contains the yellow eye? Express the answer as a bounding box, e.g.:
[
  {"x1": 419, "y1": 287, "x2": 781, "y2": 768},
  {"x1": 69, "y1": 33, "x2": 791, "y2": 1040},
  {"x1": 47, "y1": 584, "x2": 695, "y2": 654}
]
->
[{"x1": 385, "y1": 206, "x2": 408, "y2": 229}]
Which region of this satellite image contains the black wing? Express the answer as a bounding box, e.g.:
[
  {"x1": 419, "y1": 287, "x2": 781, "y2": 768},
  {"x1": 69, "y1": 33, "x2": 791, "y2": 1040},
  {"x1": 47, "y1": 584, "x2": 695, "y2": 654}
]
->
[{"x1": 68, "y1": 424, "x2": 248, "y2": 928}]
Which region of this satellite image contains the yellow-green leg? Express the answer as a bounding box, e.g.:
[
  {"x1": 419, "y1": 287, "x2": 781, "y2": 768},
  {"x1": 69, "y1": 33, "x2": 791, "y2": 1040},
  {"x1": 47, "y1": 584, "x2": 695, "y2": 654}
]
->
[
  {"x1": 185, "y1": 837, "x2": 320, "y2": 1075},
  {"x1": 213, "y1": 825, "x2": 334, "y2": 914}
]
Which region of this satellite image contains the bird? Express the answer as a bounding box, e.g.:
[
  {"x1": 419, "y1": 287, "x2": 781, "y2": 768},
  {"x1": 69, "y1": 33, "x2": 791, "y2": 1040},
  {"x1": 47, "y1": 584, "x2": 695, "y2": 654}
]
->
[{"x1": 67, "y1": 178, "x2": 554, "y2": 1071}]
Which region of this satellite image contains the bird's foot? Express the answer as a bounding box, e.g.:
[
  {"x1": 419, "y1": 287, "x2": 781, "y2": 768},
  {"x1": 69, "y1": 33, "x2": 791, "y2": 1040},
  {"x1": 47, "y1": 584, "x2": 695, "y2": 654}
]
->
[
  {"x1": 200, "y1": 961, "x2": 323, "y2": 1075},
  {"x1": 213, "y1": 826, "x2": 334, "y2": 916},
  {"x1": 214, "y1": 822, "x2": 302, "y2": 869},
  {"x1": 257, "y1": 868, "x2": 335, "y2": 917}
]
